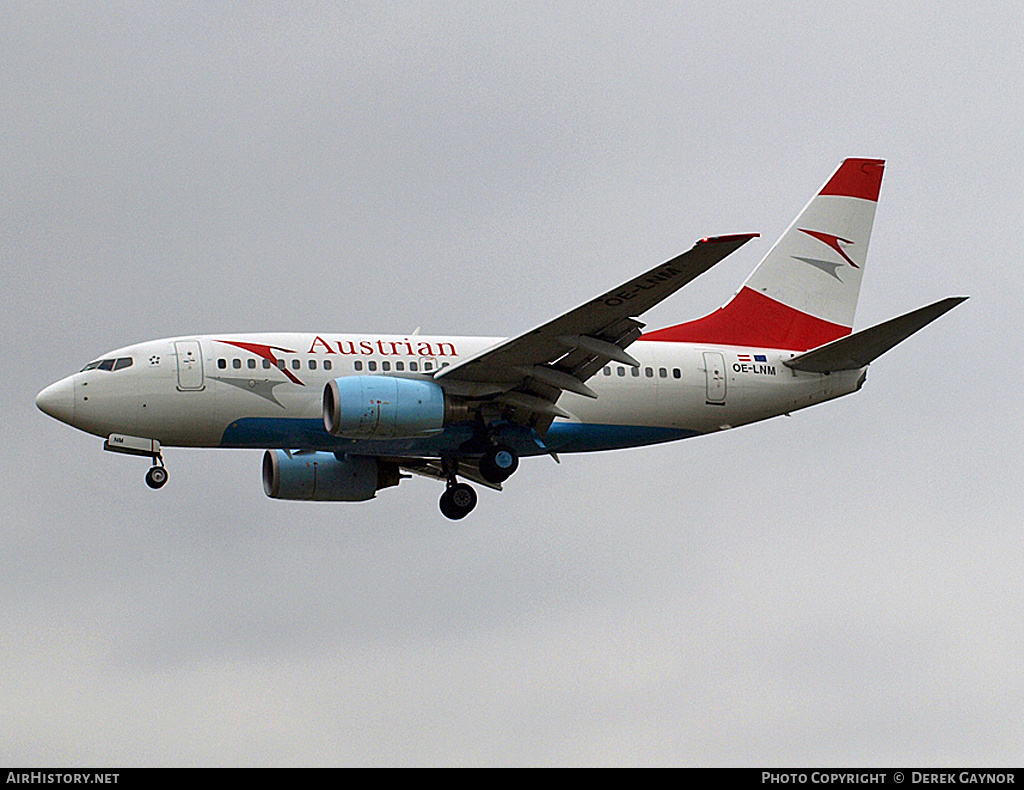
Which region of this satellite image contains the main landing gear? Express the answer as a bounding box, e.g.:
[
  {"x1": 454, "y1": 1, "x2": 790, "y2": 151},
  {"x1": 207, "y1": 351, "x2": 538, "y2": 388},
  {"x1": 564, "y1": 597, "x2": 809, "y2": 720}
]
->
[
  {"x1": 439, "y1": 481, "x2": 477, "y2": 520},
  {"x1": 479, "y1": 444, "x2": 518, "y2": 485},
  {"x1": 438, "y1": 455, "x2": 477, "y2": 520},
  {"x1": 437, "y1": 444, "x2": 520, "y2": 520}
]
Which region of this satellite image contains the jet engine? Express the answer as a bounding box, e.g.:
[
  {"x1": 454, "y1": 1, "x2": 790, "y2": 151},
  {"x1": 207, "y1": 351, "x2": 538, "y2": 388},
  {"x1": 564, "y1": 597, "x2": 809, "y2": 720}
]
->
[
  {"x1": 323, "y1": 375, "x2": 450, "y2": 439},
  {"x1": 262, "y1": 450, "x2": 401, "y2": 501}
]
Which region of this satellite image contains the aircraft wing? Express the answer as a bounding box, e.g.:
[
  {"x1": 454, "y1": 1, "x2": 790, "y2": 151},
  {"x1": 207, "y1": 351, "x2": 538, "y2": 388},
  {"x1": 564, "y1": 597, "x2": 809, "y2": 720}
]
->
[{"x1": 433, "y1": 233, "x2": 758, "y2": 432}]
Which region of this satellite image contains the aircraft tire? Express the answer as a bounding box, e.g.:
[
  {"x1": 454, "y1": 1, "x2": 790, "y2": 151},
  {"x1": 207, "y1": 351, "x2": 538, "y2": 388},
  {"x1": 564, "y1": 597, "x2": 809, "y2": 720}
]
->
[
  {"x1": 145, "y1": 466, "x2": 168, "y2": 489},
  {"x1": 479, "y1": 445, "x2": 518, "y2": 484},
  {"x1": 440, "y1": 483, "x2": 477, "y2": 520}
]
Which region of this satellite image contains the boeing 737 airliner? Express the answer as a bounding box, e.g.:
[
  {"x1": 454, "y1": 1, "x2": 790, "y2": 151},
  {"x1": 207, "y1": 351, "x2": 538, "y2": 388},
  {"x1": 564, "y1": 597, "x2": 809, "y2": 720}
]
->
[{"x1": 36, "y1": 159, "x2": 965, "y2": 519}]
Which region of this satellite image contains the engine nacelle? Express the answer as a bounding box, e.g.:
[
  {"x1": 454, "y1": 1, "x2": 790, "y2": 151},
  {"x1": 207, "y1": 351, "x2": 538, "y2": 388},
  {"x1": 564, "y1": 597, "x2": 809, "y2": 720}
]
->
[
  {"x1": 262, "y1": 450, "x2": 401, "y2": 502},
  {"x1": 323, "y1": 375, "x2": 447, "y2": 439}
]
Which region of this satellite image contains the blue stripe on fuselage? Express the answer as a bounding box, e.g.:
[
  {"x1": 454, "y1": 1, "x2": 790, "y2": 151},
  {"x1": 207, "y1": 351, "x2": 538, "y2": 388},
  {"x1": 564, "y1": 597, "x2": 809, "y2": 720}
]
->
[
  {"x1": 219, "y1": 417, "x2": 699, "y2": 456},
  {"x1": 544, "y1": 422, "x2": 699, "y2": 452}
]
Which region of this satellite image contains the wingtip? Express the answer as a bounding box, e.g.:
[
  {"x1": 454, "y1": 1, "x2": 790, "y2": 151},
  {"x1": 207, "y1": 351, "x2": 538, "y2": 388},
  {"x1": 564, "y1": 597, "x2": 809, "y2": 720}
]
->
[{"x1": 698, "y1": 232, "x2": 760, "y2": 244}]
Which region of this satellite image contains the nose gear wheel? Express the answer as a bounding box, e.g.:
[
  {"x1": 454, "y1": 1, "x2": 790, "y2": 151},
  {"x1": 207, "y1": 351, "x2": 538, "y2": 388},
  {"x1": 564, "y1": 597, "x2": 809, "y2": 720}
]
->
[{"x1": 145, "y1": 462, "x2": 168, "y2": 489}]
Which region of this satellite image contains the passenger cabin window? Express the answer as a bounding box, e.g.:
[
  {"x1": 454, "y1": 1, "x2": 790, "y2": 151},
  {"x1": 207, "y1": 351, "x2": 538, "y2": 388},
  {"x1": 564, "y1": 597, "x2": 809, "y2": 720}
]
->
[
  {"x1": 368, "y1": 361, "x2": 377, "y2": 371},
  {"x1": 354, "y1": 361, "x2": 363, "y2": 371},
  {"x1": 603, "y1": 367, "x2": 611, "y2": 376},
  {"x1": 217, "y1": 359, "x2": 227, "y2": 369},
  {"x1": 395, "y1": 361, "x2": 404, "y2": 371},
  {"x1": 263, "y1": 360, "x2": 271, "y2": 369},
  {"x1": 409, "y1": 362, "x2": 418, "y2": 372},
  {"x1": 644, "y1": 367, "x2": 653, "y2": 378},
  {"x1": 382, "y1": 361, "x2": 391, "y2": 372},
  {"x1": 659, "y1": 368, "x2": 667, "y2": 378},
  {"x1": 617, "y1": 367, "x2": 625, "y2": 377},
  {"x1": 247, "y1": 359, "x2": 256, "y2": 369},
  {"x1": 324, "y1": 360, "x2": 332, "y2": 371},
  {"x1": 309, "y1": 359, "x2": 317, "y2": 370},
  {"x1": 233, "y1": 359, "x2": 242, "y2": 369},
  {"x1": 292, "y1": 359, "x2": 301, "y2": 370},
  {"x1": 673, "y1": 368, "x2": 681, "y2": 379}
]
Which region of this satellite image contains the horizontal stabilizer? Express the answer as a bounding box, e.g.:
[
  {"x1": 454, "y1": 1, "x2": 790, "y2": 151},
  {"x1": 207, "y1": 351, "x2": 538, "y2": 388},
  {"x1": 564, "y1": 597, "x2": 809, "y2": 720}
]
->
[{"x1": 783, "y1": 296, "x2": 967, "y2": 373}]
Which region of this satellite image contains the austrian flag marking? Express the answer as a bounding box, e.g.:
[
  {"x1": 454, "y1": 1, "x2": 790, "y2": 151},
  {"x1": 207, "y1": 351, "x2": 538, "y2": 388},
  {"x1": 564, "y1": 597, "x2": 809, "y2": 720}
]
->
[{"x1": 734, "y1": 353, "x2": 776, "y2": 376}]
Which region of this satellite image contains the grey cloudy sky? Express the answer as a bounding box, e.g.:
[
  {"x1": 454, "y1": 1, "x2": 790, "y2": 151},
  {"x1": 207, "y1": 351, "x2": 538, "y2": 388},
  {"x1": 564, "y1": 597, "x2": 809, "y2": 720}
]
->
[{"x1": 3, "y1": 1, "x2": 1023, "y2": 766}]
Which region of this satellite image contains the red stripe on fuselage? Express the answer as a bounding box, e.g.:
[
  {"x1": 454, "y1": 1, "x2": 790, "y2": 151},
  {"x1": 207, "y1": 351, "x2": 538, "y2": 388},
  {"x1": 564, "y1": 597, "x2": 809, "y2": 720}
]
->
[
  {"x1": 639, "y1": 287, "x2": 851, "y2": 351},
  {"x1": 818, "y1": 158, "x2": 884, "y2": 202}
]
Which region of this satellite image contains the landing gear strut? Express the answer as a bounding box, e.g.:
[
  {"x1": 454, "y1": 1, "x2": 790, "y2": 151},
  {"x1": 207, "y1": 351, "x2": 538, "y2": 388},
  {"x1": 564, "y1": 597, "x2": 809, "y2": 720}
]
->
[
  {"x1": 438, "y1": 456, "x2": 477, "y2": 520},
  {"x1": 145, "y1": 458, "x2": 168, "y2": 489},
  {"x1": 103, "y1": 434, "x2": 168, "y2": 490},
  {"x1": 435, "y1": 441, "x2": 520, "y2": 519}
]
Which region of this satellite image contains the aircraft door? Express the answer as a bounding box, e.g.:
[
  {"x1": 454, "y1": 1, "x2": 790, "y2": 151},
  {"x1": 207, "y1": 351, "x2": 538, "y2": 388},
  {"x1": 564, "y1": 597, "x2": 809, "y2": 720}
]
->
[
  {"x1": 703, "y1": 351, "x2": 726, "y2": 404},
  {"x1": 174, "y1": 340, "x2": 205, "y2": 391}
]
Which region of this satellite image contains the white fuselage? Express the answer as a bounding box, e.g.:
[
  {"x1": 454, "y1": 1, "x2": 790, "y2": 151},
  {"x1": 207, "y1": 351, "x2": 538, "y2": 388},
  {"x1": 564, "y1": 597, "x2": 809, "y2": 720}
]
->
[{"x1": 40, "y1": 332, "x2": 865, "y2": 457}]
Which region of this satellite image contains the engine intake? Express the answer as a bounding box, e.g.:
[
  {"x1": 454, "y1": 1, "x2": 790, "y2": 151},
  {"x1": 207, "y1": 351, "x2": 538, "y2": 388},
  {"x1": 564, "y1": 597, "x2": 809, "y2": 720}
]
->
[
  {"x1": 262, "y1": 450, "x2": 401, "y2": 502},
  {"x1": 323, "y1": 375, "x2": 448, "y2": 439}
]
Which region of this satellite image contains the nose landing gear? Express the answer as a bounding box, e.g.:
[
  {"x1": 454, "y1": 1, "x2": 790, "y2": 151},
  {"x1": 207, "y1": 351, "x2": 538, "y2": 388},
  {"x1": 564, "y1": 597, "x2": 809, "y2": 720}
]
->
[
  {"x1": 103, "y1": 434, "x2": 168, "y2": 490},
  {"x1": 145, "y1": 460, "x2": 168, "y2": 489}
]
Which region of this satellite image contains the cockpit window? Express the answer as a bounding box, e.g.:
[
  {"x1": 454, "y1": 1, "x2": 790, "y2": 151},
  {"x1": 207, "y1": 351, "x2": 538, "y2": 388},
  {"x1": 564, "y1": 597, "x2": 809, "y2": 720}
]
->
[{"x1": 81, "y1": 357, "x2": 134, "y2": 372}]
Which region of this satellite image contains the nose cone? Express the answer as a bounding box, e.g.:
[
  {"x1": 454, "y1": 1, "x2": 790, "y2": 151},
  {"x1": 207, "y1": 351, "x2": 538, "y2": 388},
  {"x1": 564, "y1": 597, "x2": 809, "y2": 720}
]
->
[{"x1": 36, "y1": 377, "x2": 75, "y2": 424}]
